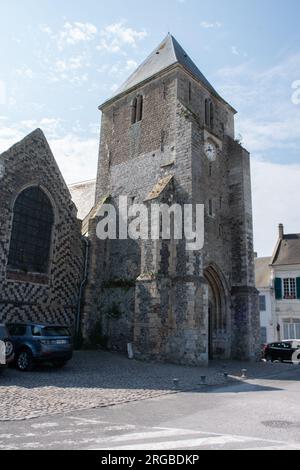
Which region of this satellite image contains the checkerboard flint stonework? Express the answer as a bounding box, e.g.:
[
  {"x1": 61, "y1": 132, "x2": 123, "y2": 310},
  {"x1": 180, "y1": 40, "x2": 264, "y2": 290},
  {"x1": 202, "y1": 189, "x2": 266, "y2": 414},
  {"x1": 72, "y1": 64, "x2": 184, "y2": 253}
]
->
[{"x1": 0, "y1": 129, "x2": 84, "y2": 327}]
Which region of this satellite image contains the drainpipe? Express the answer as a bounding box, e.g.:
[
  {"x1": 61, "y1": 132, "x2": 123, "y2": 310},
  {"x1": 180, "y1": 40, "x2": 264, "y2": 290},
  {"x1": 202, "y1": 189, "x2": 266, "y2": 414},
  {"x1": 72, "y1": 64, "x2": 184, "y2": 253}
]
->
[{"x1": 76, "y1": 236, "x2": 90, "y2": 344}]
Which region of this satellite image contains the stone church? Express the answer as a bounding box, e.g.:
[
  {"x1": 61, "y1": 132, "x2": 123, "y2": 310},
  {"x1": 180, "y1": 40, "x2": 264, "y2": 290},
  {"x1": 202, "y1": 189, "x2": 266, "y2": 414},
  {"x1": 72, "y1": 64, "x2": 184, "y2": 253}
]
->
[{"x1": 0, "y1": 35, "x2": 260, "y2": 365}]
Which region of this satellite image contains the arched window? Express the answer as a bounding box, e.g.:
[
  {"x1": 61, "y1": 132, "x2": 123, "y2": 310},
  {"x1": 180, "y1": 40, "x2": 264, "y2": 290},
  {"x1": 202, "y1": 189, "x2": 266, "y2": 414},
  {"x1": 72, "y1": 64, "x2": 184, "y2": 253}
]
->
[
  {"x1": 8, "y1": 187, "x2": 54, "y2": 274},
  {"x1": 131, "y1": 95, "x2": 143, "y2": 124}
]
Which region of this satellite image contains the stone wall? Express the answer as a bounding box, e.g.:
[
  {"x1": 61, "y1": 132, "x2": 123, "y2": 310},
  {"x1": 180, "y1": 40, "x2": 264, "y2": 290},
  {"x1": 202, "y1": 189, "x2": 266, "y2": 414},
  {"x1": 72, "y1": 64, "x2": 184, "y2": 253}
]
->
[
  {"x1": 0, "y1": 129, "x2": 84, "y2": 327},
  {"x1": 85, "y1": 63, "x2": 260, "y2": 363}
]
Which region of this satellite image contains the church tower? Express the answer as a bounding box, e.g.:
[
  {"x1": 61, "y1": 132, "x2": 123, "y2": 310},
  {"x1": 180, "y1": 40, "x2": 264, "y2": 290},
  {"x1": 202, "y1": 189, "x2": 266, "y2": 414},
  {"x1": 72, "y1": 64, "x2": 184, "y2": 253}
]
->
[{"x1": 83, "y1": 35, "x2": 260, "y2": 365}]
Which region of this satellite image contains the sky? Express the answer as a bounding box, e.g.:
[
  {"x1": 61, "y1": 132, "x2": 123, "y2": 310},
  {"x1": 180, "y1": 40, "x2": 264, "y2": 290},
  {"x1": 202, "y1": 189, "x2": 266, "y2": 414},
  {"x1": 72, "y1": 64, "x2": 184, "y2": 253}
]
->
[{"x1": 0, "y1": 0, "x2": 300, "y2": 256}]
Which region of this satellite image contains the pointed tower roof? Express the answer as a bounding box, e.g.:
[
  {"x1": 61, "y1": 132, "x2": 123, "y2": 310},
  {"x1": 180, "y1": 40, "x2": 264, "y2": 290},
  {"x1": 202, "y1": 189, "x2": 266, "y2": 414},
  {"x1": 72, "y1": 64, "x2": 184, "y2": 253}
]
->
[{"x1": 100, "y1": 34, "x2": 234, "y2": 111}]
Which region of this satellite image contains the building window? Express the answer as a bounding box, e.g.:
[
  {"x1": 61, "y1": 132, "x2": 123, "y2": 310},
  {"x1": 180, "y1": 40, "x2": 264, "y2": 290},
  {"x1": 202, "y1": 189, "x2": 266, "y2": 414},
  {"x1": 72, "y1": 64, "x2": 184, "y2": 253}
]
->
[
  {"x1": 260, "y1": 327, "x2": 267, "y2": 345},
  {"x1": 283, "y1": 319, "x2": 300, "y2": 340},
  {"x1": 188, "y1": 82, "x2": 192, "y2": 103},
  {"x1": 283, "y1": 278, "x2": 296, "y2": 300},
  {"x1": 8, "y1": 187, "x2": 54, "y2": 274},
  {"x1": 205, "y1": 99, "x2": 210, "y2": 127},
  {"x1": 208, "y1": 199, "x2": 213, "y2": 217},
  {"x1": 259, "y1": 295, "x2": 266, "y2": 312},
  {"x1": 210, "y1": 102, "x2": 214, "y2": 129},
  {"x1": 131, "y1": 98, "x2": 137, "y2": 124},
  {"x1": 205, "y1": 98, "x2": 214, "y2": 130},
  {"x1": 131, "y1": 95, "x2": 143, "y2": 124}
]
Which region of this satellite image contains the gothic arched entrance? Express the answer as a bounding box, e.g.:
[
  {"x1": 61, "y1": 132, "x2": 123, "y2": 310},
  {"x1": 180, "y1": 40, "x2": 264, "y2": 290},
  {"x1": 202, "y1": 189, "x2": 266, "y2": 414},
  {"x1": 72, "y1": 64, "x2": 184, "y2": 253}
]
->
[{"x1": 204, "y1": 265, "x2": 230, "y2": 360}]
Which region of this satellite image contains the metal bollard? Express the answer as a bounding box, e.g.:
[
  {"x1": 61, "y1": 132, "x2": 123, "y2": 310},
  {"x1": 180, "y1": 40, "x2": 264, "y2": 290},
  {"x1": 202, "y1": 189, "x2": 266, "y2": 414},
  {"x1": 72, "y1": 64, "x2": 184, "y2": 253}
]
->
[{"x1": 173, "y1": 378, "x2": 179, "y2": 388}]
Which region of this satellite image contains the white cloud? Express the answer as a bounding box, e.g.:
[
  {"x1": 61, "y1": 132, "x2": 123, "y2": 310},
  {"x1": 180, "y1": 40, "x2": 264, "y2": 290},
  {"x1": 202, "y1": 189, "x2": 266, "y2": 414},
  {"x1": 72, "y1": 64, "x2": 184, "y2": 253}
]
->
[
  {"x1": 125, "y1": 59, "x2": 138, "y2": 71},
  {"x1": 251, "y1": 159, "x2": 300, "y2": 256},
  {"x1": 15, "y1": 67, "x2": 35, "y2": 79},
  {"x1": 40, "y1": 22, "x2": 98, "y2": 50},
  {"x1": 0, "y1": 80, "x2": 6, "y2": 105},
  {"x1": 97, "y1": 21, "x2": 147, "y2": 53},
  {"x1": 50, "y1": 134, "x2": 98, "y2": 183},
  {"x1": 0, "y1": 122, "x2": 98, "y2": 185},
  {"x1": 200, "y1": 21, "x2": 222, "y2": 29},
  {"x1": 214, "y1": 54, "x2": 300, "y2": 256},
  {"x1": 214, "y1": 53, "x2": 300, "y2": 153}
]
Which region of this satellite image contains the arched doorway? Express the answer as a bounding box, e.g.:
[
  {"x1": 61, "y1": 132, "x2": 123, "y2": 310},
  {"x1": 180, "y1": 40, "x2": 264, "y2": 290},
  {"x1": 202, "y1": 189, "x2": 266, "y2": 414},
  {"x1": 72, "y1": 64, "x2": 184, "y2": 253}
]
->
[{"x1": 204, "y1": 265, "x2": 230, "y2": 360}]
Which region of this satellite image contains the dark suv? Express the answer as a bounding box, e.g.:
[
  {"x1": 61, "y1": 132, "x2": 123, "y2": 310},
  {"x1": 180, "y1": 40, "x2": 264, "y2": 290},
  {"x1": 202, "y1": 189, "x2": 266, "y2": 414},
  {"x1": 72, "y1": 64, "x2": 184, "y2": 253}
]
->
[
  {"x1": 0, "y1": 324, "x2": 14, "y2": 372},
  {"x1": 7, "y1": 323, "x2": 73, "y2": 372}
]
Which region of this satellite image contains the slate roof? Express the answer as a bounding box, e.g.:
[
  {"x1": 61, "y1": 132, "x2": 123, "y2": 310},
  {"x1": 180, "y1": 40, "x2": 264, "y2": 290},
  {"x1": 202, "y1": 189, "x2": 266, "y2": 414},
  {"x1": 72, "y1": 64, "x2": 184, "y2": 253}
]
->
[
  {"x1": 255, "y1": 257, "x2": 272, "y2": 289},
  {"x1": 271, "y1": 234, "x2": 300, "y2": 266},
  {"x1": 101, "y1": 34, "x2": 233, "y2": 110}
]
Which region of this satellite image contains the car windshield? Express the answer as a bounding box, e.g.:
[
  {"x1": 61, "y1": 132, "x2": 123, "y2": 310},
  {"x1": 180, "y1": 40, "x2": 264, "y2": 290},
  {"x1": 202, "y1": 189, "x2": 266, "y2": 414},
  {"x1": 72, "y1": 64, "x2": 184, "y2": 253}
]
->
[{"x1": 42, "y1": 327, "x2": 70, "y2": 337}]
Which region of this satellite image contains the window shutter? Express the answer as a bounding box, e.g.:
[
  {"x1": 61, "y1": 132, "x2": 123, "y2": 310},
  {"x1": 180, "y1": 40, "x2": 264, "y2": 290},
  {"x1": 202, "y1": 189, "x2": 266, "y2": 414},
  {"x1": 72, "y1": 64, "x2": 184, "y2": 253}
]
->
[
  {"x1": 296, "y1": 278, "x2": 300, "y2": 300},
  {"x1": 275, "y1": 278, "x2": 283, "y2": 300}
]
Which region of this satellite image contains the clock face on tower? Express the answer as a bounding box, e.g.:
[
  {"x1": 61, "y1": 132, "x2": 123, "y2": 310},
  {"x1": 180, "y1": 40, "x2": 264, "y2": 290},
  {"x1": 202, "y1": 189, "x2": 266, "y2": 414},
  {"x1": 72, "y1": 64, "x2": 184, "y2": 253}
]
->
[{"x1": 204, "y1": 141, "x2": 217, "y2": 161}]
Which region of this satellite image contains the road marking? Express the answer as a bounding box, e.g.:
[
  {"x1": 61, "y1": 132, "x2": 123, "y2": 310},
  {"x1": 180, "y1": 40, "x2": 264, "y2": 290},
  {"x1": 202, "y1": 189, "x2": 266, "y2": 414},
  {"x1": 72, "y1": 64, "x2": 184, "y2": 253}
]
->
[
  {"x1": 31, "y1": 422, "x2": 58, "y2": 429},
  {"x1": 96, "y1": 434, "x2": 254, "y2": 450},
  {"x1": 68, "y1": 417, "x2": 109, "y2": 426},
  {"x1": 245, "y1": 445, "x2": 300, "y2": 451},
  {"x1": 95, "y1": 428, "x2": 200, "y2": 444}
]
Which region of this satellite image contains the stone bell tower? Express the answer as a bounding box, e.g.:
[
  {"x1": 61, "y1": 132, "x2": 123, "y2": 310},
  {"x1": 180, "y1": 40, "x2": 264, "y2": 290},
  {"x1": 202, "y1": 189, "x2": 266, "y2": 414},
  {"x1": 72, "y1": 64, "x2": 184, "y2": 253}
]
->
[{"x1": 83, "y1": 34, "x2": 260, "y2": 365}]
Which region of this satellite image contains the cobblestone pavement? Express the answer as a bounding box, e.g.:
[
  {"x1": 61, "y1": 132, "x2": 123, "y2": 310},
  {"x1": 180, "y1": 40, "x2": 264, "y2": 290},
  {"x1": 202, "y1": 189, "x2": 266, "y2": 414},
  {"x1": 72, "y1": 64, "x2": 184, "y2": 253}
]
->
[{"x1": 0, "y1": 351, "x2": 296, "y2": 422}]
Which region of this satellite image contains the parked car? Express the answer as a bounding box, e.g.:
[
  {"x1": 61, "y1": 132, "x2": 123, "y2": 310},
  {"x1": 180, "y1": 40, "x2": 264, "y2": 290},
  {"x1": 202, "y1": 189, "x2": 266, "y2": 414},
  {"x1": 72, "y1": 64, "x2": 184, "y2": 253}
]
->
[
  {"x1": 0, "y1": 324, "x2": 15, "y2": 372},
  {"x1": 6, "y1": 323, "x2": 73, "y2": 372},
  {"x1": 263, "y1": 340, "x2": 300, "y2": 363}
]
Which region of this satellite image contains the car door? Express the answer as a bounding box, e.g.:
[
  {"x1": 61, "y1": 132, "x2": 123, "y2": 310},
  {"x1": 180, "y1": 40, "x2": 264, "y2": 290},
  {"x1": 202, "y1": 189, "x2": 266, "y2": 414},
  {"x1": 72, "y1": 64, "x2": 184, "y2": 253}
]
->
[
  {"x1": 281, "y1": 342, "x2": 293, "y2": 362},
  {"x1": 269, "y1": 343, "x2": 281, "y2": 361},
  {"x1": 7, "y1": 324, "x2": 27, "y2": 353}
]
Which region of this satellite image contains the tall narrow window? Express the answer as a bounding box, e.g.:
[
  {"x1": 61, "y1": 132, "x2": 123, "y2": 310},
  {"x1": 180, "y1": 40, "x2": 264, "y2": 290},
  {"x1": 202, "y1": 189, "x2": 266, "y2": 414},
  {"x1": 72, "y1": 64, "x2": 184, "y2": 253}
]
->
[
  {"x1": 208, "y1": 199, "x2": 213, "y2": 217},
  {"x1": 131, "y1": 98, "x2": 137, "y2": 124},
  {"x1": 136, "y1": 95, "x2": 143, "y2": 122},
  {"x1": 205, "y1": 99, "x2": 210, "y2": 126},
  {"x1": 131, "y1": 95, "x2": 143, "y2": 124},
  {"x1": 210, "y1": 102, "x2": 214, "y2": 129},
  {"x1": 188, "y1": 82, "x2": 192, "y2": 103},
  {"x1": 8, "y1": 187, "x2": 54, "y2": 274}
]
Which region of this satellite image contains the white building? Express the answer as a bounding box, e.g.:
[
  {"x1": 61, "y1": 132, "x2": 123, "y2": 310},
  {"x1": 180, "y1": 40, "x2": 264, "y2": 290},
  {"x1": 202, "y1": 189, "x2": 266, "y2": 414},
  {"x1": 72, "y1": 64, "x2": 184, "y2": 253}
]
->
[{"x1": 255, "y1": 224, "x2": 300, "y2": 344}]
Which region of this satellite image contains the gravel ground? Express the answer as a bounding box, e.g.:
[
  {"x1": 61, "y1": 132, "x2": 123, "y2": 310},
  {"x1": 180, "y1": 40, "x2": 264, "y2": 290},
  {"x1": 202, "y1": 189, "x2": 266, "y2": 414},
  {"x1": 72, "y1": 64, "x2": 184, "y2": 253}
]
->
[{"x1": 0, "y1": 351, "x2": 295, "y2": 422}]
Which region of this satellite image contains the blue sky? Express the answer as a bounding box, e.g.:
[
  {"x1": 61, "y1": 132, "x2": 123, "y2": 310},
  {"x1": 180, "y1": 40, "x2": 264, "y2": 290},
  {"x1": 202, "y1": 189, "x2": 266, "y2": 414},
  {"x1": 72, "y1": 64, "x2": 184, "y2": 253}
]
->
[{"x1": 1, "y1": 0, "x2": 300, "y2": 255}]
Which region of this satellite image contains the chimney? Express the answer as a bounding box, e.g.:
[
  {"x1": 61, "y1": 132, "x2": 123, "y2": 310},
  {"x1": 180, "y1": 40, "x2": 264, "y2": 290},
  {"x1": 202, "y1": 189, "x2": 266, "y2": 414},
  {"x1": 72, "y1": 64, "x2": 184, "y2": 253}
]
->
[{"x1": 279, "y1": 224, "x2": 284, "y2": 240}]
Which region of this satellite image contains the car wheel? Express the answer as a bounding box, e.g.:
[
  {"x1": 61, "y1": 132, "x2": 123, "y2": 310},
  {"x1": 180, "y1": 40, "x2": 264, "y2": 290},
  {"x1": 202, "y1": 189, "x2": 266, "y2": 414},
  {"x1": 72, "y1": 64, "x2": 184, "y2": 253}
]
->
[
  {"x1": 52, "y1": 361, "x2": 67, "y2": 369},
  {"x1": 266, "y1": 355, "x2": 273, "y2": 362},
  {"x1": 16, "y1": 350, "x2": 34, "y2": 372}
]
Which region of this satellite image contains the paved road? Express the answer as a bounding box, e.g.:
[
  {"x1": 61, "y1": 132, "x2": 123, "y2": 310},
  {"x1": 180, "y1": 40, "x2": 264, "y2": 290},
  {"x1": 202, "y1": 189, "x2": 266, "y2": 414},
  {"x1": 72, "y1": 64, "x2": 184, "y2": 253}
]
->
[
  {"x1": 1, "y1": 366, "x2": 300, "y2": 450},
  {"x1": 0, "y1": 350, "x2": 291, "y2": 422}
]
